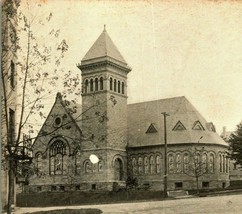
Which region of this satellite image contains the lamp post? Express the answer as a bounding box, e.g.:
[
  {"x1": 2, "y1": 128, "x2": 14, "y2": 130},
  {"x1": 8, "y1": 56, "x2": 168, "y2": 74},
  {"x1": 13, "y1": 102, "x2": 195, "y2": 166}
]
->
[{"x1": 161, "y1": 112, "x2": 169, "y2": 198}]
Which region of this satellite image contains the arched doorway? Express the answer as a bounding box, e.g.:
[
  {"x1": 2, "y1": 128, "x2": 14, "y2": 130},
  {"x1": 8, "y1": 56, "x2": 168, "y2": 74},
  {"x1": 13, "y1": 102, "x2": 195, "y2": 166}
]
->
[{"x1": 114, "y1": 158, "x2": 123, "y2": 181}]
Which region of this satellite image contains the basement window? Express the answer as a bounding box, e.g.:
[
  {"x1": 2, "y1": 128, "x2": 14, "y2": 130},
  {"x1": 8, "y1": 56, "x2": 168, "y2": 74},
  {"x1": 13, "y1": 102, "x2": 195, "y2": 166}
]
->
[
  {"x1": 51, "y1": 186, "x2": 56, "y2": 191},
  {"x1": 91, "y1": 184, "x2": 96, "y2": 190},
  {"x1": 60, "y1": 186, "x2": 65, "y2": 191},
  {"x1": 75, "y1": 185, "x2": 80, "y2": 191},
  {"x1": 175, "y1": 182, "x2": 183, "y2": 189},
  {"x1": 202, "y1": 182, "x2": 209, "y2": 188},
  {"x1": 37, "y1": 186, "x2": 42, "y2": 192}
]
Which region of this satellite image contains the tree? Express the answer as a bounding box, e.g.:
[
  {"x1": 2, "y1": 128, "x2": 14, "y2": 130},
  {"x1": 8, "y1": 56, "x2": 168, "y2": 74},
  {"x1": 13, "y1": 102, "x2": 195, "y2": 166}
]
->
[
  {"x1": 1, "y1": 1, "x2": 79, "y2": 213},
  {"x1": 229, "y1": 122, "x2": 242, "y2": 169},
  {"x1": 184, "y1": 146, "x2": 207, "y2": 194}
]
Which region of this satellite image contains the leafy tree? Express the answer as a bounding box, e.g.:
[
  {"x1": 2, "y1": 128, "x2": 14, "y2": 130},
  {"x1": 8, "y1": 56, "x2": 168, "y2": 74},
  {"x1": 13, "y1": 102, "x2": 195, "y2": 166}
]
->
[{"x1": 229, "y1": 122, "x2": 242, "y2": 169}]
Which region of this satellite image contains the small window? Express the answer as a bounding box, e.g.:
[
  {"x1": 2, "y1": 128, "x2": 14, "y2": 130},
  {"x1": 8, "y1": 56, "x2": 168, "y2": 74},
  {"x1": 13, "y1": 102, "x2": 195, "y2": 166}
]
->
[
  {"x1": 75, "y1": 185, "x2": 80, "y2": 191},
  {"x1": 60, "y1": 186, "x2": 65, "y2": 191},
  {"x1": 118, "y1": 81, "x2": 120, "y2": 93},
  {"x1": 91, "y1": 184, "x2": 96, "y2": 190},
  {"x1": 90, "y1": 79, "x2": 93, "y2": 92},
  {"x1": 222, "y1": 182, "x2": 226, "y2": 189},
  {"x1": 95, "y1": 78, "x2": 98, "y2": 91},
  {"x1": 51, "y1": 186, "x2": 56, "y2": 191},
  {"x1": 175, "y1": 182, "x2": 183, "y2": 189},
  {"x1": 55, "y1": 117, "x2": 62, "y2": 126},
  {"x1": 37, "y1": 186, "x2": 42, "y2": 192},
  {"x1": 233, "y1": 163, "x2": 237, "y2": 170},
  {"x1": 110, "y1": 78, "x2": 113, "y2": 90},
  {"x1": 114, "y1": 79, "x2": 117, "y2": 92},
  {"x1": 202, "y1": 182, "x2": 209, "y2": 188}
]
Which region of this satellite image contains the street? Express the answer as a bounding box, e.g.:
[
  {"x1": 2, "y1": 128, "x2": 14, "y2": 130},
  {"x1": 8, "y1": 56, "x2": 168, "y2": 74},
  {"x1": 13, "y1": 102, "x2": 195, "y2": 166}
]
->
[{"x1": 15, "y1": 194, "x2": 242, "y2": 214}]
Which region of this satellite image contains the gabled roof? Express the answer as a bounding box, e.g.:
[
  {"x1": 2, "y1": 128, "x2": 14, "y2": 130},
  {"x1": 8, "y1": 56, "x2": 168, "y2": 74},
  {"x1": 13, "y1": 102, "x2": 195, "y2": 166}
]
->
[
  {"x1": 127, "y1": 96, "x2": 228, "y2": 147},
  {"x1": 81, "y1": 27, "x2": 127, "y2": 65}
]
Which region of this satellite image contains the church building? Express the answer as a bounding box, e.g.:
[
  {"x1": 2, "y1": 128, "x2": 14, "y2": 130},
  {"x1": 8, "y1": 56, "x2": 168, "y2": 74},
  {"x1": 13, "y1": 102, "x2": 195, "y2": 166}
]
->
[{"x1": 28, "y1": 27, "x2": 229, "y2": 192}]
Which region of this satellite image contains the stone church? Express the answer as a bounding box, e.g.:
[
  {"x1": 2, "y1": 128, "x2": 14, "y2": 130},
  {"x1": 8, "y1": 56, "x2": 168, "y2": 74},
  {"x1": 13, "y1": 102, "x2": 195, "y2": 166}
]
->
[{"x1": 28, "y1": 28, "x2": 229, "y2": 192}]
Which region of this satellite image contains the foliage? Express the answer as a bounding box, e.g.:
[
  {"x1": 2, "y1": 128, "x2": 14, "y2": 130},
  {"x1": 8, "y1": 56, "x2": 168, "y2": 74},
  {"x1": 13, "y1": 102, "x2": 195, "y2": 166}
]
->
[
  {"x1": 126, "y1": 176, "x2": 138, "y2": 190},
  {"x1": 229, "y1": 122, "x2": 242, "y2": 168}
]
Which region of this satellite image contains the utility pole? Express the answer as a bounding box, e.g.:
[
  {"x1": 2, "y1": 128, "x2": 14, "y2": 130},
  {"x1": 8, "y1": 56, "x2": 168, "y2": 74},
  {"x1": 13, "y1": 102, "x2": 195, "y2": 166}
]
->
[{"x1": 161, "y1": 112, "x2": 169, "y2": 198}]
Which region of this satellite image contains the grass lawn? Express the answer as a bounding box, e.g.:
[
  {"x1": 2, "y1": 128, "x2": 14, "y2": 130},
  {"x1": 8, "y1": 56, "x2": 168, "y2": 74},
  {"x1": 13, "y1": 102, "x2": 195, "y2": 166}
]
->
[{"x1": 25, "y1": 208, "x2": 102, "y2": 214}]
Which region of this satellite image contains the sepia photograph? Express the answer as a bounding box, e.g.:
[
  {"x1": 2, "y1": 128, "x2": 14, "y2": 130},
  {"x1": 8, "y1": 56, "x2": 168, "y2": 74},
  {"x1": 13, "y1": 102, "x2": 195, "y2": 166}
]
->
[{"x1": 1, "y1": 0, "x2": 242, "y2": 213}]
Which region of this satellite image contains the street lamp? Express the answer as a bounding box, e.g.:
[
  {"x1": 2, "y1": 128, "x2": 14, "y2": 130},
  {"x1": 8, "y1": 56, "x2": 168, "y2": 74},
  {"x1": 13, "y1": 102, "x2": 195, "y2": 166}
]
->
[{"x1": 161, "y1": 112, "x2": 169, "y2": 198}]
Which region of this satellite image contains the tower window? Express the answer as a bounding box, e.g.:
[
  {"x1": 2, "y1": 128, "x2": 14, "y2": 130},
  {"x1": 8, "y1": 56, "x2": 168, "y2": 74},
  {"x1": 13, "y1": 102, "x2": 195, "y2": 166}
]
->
[
  {"x1": 110, "y1": 78, "x2": 113, "y2": 90},
  {"x1": 90, "y1": 79, "x2": 93, "y2": 92},
  {"x1": 10, "y1": 60, "x2": 15, "y2": 88},
  {"x1": 100, "y1": 77, "x2": 103, "y2": 90},
  {"x1": 9, "y1": 108, "x2": 15, "y2": 144},
  {"x1": 95, "y1": 78, "x2": 98, "y2": 91},
  {"x1": 114, "y1": 79, "x2": 117, "y2": 92},
  {"x1": 122, "y1": 82, "x2": 124, "y2": 94},
  {"x1": 85, "y1": 79, "x2": 88, "y2": 93},
  {"x1": 118, "y1": 81, "x2": 120, "y2": 93}
]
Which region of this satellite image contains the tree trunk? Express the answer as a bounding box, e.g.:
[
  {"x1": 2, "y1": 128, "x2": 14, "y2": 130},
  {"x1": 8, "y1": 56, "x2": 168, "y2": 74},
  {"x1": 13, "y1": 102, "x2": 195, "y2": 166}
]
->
[
  {"x1": 7, "y1": 159, "x2": 15, "y2": 214},
  {"x1": 196, "y1": 176, "x2": 199, "y2": 195}
]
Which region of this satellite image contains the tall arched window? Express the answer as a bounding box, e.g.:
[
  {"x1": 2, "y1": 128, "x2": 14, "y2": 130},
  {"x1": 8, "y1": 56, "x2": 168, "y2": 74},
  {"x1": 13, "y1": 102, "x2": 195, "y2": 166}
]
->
[
  {"x1": 122, "y1": 82, "x2": 125, "y2": 94},
  {"x1": 150, "y1": 155, "x2": 155, "y2": 174},
  {"x1": 100, "y1": 77, "x2": 103, "y2": 90},
  {"x1": 49, "y1": 140, "x2": 66, "y2": 175},
  {"x1": 35, "y1": 152, "x2": 42, "y2": 172},
  {"x1": 118, "y1": 81, "x2": 121, "y2": 93},
  {"x1": 156, "y1": 155, "x2": 161, "y2": 173},
  {"x1": 138, "y1": 157, "x2": 143, "y2": 174},
  {"x1": 75, "y1": 151, "x2": 81, "y2": 175},
  {"x1": 90, "y1": 79, "x2": 93, "y2": 92},
  {"x1": 114, "y1": 79, "x2": 117, "y2": 92},
  {"x1": 209, "y1": 153, "x2": 214, "y2": 173},
  {"x1": 132, "y1": 157, "x2": 137, "y2": 175},
  {"x1": 168, "y1": 154, "x2": 174, "y2": 173},
  {"x1": 95, "y1": 78, "x2": 98, "y2": 91},
  {"x1": 114, "y1": 158, "x2": 123, "y2": 181},
  {"x1": 202, "y1": 153, "x2": 207, "y2": 173},
  {"x1": 219, "y1": 154, "x2": 222, "y2": 172},
  {"x1": 110, "y1": 78, "x2": 113, "y2": 90},
  {"x1": 85, "y1": 79, "x2": 89, "y2": 93},
  {"x1": 183, "y1": 153, "x2": 189, "y2": 173},
  {"x1": 225, "y1": 157, "x2": 229, "y2": 173},
  {"x1": 176, "y1": 154, "x2": 182, "y2": 173},
  {"x1": 144, "y1": 156, "x2": 149, "y2": 174},
  {"x1": 223, "y1": 155, "x2": 226, "y2": 173},
  {"x1": 98, "y1": 160, "x2": 103, "y2": 172}
]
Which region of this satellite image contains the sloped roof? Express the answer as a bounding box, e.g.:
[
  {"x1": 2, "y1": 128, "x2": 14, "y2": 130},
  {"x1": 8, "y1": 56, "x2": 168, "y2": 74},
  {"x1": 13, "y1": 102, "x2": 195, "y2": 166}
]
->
[
  {"x1": 81, "y1": 27, "x2": 127, "y2": 65},
  {"x1": 127, "y1": 96, "x2": 228, "y2": 148}
]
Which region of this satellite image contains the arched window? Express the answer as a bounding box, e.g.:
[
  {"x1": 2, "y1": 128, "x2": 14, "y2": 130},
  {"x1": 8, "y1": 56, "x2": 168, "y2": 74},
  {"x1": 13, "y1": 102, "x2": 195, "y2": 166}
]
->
[
  {"x1": 114, "y1": 158, "x2": 123, "y2": 181},
  {"x1": 49, "y1": 140, "x2": 66, "y2": 175},
  {"x1": 75, "y1": 151, "x2": 81, "y2": 175},
  {"x1": 223, "y1": 155, "x2": 226, "y2": 173},
  {"x1": 84, "y1": 160, "x2": 91, "y2": 173},
  {"x1": 100, "y1": 77, "x2": 103, "y2": 90},
  {"x1": 150, "y1": 155, "x2": 155, "y2": 174},
  {"x1": 95, "y1": 78, "x2": 98, "y2": 91},
  {"x1": 10, "y1": 60, "x2": 15, "y2": 88},
  {"x1": 219, "y1": 154, "x2": 222, "y2": 172},
  {"x1": 114, "y1": 79, "x2": 117, "y2": 92},
  {"x1": 110, "y1": 78, "x2": 113, "y2": 90},
  {"x1": 225, "y1": 157, "x2": 229, "y2": 173},
  {"x1": 35, "y1": 152, "x2": 42, "y2": 172},
  {"x1": 138, "y1": 157, "x2": 143, "y2": 174},
  {"x1": 85, "y1": 79, "x2": 89, "y2": 93},
  {"x1": 122, "y1": 82, "x2": 125, "y2": 94},
  {"x1": 168, "y1": 154, "x2": 174, "y2": 173},
  {"x1": 90, "y1": 79, "x2": 93, "y2": 92},
  {"x1": 209, "y1": 153, "x2": 214, "y2": 173},
  {"x1": 176, "y1": 154, "x2": 182, "y2": 173},
  {"x1": 183, "y1": 153, "x2": 189, "y2": 173},
  {"x1": 98, "y1": 160, "x2": 103, "y2": 172},
  {"x1": 132, "y1": 157, "x2": 137, "y2": 175},
  {"x1": 202, "y1": 153, "x2": 207, "y2": 173},
  {"x1": 118, "y1": 81, "x2": 120, "y2": 93},
  {"x1": 144, "y1": 156, "x2": 149, "y2": 174},
  {"x1": 156, "y1": 155, "x2": 161, "y2": 173}
]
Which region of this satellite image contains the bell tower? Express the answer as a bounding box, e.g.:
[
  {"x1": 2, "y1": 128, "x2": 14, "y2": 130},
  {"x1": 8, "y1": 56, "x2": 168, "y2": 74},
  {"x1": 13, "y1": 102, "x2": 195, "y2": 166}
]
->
[{"x1": 77, "y1": 26, "x2": 131, "y2": 189}]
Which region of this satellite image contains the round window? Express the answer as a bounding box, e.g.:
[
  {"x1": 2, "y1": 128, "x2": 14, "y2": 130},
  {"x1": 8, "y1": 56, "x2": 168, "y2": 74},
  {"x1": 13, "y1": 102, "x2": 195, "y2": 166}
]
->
[{"x1": 55, "y1": 117, "x2": 62, "y2": 126}]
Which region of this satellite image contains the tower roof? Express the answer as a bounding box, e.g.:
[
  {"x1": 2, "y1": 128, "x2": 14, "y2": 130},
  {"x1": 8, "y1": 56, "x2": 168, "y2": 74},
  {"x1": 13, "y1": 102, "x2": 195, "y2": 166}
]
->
[{"x1": 81, "y1": 27, "x2": 127, "y2": 65}]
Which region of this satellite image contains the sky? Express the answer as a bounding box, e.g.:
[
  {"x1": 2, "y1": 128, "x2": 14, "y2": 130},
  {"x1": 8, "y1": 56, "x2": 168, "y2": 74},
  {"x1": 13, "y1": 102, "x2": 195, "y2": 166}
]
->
[{"x1": 19, "y1": 0, "x2": 242, "y2": 135}]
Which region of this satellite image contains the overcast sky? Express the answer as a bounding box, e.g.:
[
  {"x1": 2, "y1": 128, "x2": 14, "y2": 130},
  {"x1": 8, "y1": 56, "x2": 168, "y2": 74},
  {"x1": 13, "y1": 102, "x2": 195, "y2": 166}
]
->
[{"x1": 20, "y1": 0, "x2": 242, "y2": 134}]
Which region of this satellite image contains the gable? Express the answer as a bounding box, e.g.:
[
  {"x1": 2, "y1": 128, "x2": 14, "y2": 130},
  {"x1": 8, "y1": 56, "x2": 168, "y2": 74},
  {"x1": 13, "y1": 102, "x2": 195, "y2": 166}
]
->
[
  {"x1": 146, "y1": 123, "x2": 158, "y2": 134},
  {"x1": 192, "y1": 120, "x2": 205, "y2": 131},
  {"x1": 173, "y1": 121, "x2": 186, "y2": 131}
]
